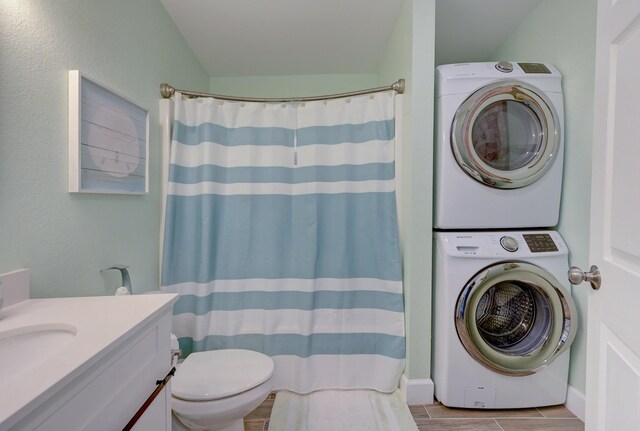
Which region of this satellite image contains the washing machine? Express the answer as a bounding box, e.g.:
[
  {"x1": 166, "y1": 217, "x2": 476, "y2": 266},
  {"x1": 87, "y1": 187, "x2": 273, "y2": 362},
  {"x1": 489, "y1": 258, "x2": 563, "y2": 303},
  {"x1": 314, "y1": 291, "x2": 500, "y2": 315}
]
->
[
  {"x1": 432, "y1": 230, "x2": 578, "y2": 409},
  {"x1": 434, "y1": 62, "x2": 564, "y2": 229}
]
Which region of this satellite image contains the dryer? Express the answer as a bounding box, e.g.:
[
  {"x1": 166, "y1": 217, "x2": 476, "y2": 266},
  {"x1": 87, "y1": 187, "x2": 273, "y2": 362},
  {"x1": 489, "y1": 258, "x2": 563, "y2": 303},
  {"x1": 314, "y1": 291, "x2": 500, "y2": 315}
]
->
[
  {"x1": 434, "y1": 62, "x2": 564, "y2": 229},
  {"x1": 432, "y1": 230, "x2": 577, "y2": 409}
]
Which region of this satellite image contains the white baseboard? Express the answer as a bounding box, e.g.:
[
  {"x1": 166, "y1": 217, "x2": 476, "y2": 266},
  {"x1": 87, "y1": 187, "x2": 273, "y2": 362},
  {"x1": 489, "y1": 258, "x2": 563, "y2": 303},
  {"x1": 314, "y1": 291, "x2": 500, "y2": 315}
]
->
[
  {"x1": 399, "y1": 374, "x2": 434, "y2": 405},
  {"x1": 398, "y1": 377, "x2": 584, "y2": 417},
  {"x1": 565, "y1": 384, "x2": 585, "y2": 422}
]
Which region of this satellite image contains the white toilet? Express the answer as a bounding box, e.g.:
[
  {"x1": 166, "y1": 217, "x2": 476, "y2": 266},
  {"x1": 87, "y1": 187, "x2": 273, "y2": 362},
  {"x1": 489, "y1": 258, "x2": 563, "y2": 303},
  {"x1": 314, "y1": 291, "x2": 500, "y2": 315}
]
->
[{"x1": 171, "y1": 349, "x2": 275, "y2": 431}]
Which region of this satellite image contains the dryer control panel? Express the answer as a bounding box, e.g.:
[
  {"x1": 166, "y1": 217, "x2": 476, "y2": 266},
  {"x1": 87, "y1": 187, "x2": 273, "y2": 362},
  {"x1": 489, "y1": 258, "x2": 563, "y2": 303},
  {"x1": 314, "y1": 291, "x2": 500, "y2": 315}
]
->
[{"x1": 518, "y1": 63, "x2": 552, "y2": 74}]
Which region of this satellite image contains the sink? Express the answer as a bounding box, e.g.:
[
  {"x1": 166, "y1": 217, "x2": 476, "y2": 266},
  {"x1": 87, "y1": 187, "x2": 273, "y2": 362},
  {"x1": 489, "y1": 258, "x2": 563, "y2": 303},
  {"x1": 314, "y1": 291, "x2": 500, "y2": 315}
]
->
[{"x1": 0, "y1": 323, "x2": 77, "y2": 384}]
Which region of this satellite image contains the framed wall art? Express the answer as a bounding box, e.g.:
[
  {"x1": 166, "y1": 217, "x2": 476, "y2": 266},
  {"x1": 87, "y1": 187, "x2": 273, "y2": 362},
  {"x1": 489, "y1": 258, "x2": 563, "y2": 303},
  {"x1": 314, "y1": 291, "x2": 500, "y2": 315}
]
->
[{"x1": 68, "y1": 70, "x2": 149, "y2": 194}]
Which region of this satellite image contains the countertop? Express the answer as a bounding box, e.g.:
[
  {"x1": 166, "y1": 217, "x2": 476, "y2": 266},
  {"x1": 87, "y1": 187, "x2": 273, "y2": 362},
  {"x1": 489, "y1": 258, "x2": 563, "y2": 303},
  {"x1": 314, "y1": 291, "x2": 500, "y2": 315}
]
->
[{"x1": 0, "y1": 294, "x2": 178, "y2": 428}]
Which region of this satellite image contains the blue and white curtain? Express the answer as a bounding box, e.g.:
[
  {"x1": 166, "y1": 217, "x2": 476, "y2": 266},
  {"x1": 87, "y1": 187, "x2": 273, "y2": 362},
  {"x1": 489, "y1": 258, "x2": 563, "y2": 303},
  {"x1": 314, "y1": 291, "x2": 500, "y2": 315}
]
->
[{"x1": 161, "y1": 91, "x2": 404, "y2": 393}]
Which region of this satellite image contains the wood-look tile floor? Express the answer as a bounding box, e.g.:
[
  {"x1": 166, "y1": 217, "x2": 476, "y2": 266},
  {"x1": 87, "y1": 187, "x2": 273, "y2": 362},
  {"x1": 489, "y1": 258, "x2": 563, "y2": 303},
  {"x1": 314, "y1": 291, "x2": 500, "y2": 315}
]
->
[
  {"x1": 243, "y1": 393, "x2": 275, "y2": 431},
  {"x1": 410, "y1": 403, "x2": 584, "y2": 431},
  {"x1": 243, "y1": 394, "x2": 584, "y2": 431}
]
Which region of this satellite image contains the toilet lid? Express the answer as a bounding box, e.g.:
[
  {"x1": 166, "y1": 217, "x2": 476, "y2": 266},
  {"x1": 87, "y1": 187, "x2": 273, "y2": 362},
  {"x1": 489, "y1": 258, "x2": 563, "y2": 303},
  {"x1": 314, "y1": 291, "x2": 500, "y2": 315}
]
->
[{"x1": 172, "y1": 349, "x2": 275, "y2": 401}]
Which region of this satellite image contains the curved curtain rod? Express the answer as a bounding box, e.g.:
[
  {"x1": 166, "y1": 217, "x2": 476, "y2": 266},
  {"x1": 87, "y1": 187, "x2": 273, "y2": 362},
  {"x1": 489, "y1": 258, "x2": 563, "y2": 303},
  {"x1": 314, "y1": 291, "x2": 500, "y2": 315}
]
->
[{"x1": 159, "y1": 79, "x2": 405, "y2": 103}]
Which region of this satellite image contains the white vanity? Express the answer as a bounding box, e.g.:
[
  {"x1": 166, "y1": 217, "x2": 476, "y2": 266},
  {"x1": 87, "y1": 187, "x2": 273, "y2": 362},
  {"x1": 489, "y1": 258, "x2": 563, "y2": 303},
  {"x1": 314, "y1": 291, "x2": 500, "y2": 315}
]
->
[{"x1": 0, "y1": 293, "x2": 178, "y2": 431}]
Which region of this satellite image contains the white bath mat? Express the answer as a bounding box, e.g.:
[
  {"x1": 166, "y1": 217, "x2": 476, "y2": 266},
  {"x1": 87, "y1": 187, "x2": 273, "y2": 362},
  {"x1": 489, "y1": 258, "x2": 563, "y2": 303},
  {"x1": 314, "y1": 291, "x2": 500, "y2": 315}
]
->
[{"x1": 268, "y1": 389, "x2": 419, "y2": 431}]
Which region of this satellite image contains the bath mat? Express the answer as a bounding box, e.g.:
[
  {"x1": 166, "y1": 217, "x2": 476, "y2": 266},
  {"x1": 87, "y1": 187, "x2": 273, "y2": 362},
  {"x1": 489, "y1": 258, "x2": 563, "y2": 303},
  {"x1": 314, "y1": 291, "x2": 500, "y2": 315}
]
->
[{"x1": 268, "y1": 389, "x2": 419, "y2": 431}]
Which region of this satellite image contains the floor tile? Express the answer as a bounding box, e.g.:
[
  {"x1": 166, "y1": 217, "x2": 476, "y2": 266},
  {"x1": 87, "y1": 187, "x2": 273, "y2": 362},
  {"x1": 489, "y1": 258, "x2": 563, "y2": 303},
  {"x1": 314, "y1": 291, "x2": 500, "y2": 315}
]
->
[
  {"x1": 245, "y1": 398, "x2": 274, "y2": 420},
  {"x1": 244, "y1": 419, "x2": 267, "y2": 431},
  {"x1": 414, "y1": 418, "x2": 502, "y2": 431},
  {"x1": 537, "y1": 404, "x2": 577, "y2": 418},
  {"x1": 497, "y1": 418, "x2": 584, "y2": 431},
  {"x1": 409, "y1": 404, "x2": 430, "y2": 419},
  {"x1": 425, "y1": 403, "x2": 543, "y2": 419}
]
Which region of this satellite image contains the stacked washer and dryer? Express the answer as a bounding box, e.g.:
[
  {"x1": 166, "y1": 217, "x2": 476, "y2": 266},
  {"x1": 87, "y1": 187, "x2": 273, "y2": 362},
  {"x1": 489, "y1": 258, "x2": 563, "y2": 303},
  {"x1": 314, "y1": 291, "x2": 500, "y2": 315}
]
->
[{"x1": 432, "y1": 62, "x2": 578, "y2": 409}]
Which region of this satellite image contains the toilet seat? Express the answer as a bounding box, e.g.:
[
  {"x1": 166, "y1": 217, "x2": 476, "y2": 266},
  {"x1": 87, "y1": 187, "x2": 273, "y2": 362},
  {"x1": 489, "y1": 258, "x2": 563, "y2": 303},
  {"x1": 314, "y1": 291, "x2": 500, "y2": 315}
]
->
[{"x1": 172, "y1": 349, "x2": 274, "y2": 402}]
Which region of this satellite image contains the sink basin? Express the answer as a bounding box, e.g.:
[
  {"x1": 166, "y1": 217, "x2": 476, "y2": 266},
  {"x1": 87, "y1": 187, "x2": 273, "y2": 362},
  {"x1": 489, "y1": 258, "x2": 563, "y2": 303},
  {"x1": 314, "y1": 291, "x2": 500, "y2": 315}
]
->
[{"x1": 0, "y1": 323, "x2": 77, "y2": 384}]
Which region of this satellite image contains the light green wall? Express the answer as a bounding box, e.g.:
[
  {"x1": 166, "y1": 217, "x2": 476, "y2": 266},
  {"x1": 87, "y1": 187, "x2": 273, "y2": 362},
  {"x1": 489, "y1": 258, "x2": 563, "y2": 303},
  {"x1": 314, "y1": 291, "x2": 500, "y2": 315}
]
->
[
  {"x1": 408, "y1": 0, "x2": 435, "y2": 382},
  {"x1": 0, "y1": 0, "x2": 209, "y2": 297},
  {"x1": 207, "y1": 0, "x2": 436, "y2": 383},
  {"x1": 492, "y1": 0, "x2": 597, "y2": 394},
  {"x1": 379, "y1": 0, "x2": 435, "y2": 381},
  {"x1": 1, "y1": 0, "x2": 436, "y2": 385},
  {"x1": 210, "y1": 74, "x2": 378, "y2": 97}
]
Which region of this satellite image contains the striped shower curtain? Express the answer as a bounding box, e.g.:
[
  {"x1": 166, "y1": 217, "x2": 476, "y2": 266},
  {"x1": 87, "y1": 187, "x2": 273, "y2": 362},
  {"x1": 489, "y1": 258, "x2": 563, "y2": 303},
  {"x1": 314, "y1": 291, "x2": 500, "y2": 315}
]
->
[{"x1": 161, "y1": 91, "x2": 404, "y2": 393}]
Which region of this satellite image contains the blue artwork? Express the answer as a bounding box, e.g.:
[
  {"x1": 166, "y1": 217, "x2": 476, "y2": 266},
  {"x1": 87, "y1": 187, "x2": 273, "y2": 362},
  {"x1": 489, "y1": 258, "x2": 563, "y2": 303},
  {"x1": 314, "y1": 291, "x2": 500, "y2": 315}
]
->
[{"x1": 79, "y1": 77, "x2": 147, "y2": 193}]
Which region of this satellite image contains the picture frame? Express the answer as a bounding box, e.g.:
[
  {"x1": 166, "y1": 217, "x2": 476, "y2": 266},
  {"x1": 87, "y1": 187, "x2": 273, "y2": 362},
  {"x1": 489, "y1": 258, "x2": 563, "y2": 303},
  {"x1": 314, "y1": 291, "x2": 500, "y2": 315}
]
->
[{"x1": 68, "y1": 70, "x2": 149, "y2": 194}]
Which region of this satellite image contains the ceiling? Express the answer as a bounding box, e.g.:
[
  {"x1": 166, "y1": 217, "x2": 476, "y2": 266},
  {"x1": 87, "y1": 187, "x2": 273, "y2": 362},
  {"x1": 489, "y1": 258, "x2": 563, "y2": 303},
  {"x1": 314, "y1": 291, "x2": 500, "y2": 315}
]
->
[
  {"x1": 160, "y1": 0, "x2": 404, "y2": 76},
  {"x1": 161, "y1": 0, "x2": 543, "y2": 77}
]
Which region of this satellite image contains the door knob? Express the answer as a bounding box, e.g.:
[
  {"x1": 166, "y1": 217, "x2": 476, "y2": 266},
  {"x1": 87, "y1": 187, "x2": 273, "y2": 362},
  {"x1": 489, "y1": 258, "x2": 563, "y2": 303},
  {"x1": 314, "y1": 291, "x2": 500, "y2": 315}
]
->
[{"x1": 568, "y1": 265, "x2": 601, "y2": 290}]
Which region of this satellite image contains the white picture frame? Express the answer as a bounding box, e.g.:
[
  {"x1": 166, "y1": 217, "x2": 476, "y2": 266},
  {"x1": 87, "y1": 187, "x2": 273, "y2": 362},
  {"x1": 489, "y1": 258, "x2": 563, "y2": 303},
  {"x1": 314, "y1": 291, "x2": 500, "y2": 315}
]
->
[{"x1": 68, "y1": 70, "x2": 149, "y2": 194}]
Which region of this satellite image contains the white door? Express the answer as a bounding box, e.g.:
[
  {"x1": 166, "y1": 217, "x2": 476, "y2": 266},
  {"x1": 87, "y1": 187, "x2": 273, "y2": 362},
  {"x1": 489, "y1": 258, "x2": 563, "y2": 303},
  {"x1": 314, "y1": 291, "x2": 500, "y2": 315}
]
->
[{"x1": 585, "y1": 0, "x2": 640, "y2": 429}]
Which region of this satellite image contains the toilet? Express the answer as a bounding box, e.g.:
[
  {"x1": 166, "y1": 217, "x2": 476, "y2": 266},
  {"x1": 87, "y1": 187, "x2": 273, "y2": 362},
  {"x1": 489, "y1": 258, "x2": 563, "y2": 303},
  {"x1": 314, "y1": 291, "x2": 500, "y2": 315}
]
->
[{"x1": 171, "y1": 349, "x2": 275, "y2": 431}]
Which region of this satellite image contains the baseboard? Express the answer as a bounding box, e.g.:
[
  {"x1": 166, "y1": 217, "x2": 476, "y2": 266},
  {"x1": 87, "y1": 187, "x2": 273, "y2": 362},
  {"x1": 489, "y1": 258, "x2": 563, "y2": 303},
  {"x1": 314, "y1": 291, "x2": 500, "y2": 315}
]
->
[
  {"x1": 399, "y1": 374, "x2": 434, "y2": 405},
  {"x1": 565, "y1": 384, "x2": 585, "y2": 422}
]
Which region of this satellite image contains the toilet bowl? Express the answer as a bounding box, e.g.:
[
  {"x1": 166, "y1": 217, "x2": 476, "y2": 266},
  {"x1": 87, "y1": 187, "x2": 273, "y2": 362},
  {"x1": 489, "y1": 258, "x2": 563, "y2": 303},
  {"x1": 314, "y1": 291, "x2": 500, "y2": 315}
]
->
[{"x1": 171, "y1": 349, "x2": 275, "y2": 431}]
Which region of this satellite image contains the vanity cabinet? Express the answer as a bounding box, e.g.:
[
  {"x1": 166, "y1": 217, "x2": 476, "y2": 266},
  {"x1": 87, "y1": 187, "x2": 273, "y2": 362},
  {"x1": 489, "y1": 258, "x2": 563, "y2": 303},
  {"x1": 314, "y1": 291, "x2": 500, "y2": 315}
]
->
[{"x1": 1, "y1": 296, "x2": 177, "y2": 431}]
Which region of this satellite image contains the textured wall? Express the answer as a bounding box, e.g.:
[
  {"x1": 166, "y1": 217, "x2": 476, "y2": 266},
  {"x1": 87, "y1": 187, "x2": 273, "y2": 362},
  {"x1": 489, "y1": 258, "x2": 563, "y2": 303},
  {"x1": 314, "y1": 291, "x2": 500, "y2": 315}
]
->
[
  {"x1": 207, "y1": 0, "x2": 437, "y2": 384},
  {"x1": 0, "y1": 0, "x2": 208, "y2": 297},
  {"x1": 379, "y1": 0, "x2": 436, "y2": 381},
  {"x1": 492, "y1": 0, "x2": 597, "y2": 394},
  {"x1": 0, "y1": 0, "x2": 437, "y2": 387},
  {"x1": 210, "y1": 73, "x2": 379, "y2": 97}
]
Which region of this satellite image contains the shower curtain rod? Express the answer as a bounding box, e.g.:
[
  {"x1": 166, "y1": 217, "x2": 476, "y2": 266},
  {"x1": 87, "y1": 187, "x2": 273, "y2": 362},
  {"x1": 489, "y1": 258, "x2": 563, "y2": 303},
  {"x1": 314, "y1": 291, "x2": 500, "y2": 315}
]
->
[{"x1": 159, "y1": 79, "x2": 405, "y2": 102}]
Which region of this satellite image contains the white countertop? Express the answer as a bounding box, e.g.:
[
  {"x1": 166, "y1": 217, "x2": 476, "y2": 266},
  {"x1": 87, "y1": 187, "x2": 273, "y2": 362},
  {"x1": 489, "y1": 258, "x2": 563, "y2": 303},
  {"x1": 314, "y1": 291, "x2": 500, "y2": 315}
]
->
[{"x1": 0, "y1": 294, "x2": 178, "y2": 428}]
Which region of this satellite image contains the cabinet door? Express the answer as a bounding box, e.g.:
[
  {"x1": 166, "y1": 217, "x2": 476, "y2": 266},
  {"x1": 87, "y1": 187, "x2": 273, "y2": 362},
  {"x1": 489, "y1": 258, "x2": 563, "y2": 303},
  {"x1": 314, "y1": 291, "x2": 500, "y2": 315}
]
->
[
  {"x1": 27, "y1": 313, "x2": 172, "y2": 431},
  {"x1": 131, "y1": 384, "x2": 171, "y2": 431}
]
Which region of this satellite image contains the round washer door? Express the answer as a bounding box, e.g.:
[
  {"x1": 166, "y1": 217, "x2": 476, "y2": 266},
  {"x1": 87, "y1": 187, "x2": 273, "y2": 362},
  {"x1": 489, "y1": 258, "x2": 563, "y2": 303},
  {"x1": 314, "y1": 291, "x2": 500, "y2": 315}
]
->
[
  {"x1": 451, "y1": 81, "x2": 560, "y2": 189},
  {"x1": 455, "y1": 261, "x2": 577, "y2": 376}
]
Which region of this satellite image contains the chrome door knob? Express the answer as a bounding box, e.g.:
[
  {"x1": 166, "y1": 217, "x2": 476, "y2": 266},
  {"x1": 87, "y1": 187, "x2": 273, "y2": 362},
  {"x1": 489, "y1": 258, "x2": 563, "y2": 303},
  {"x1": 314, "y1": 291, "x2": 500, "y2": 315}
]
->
[{"x1": 568, "y1": 265, "x2": 601, "y2": 290}]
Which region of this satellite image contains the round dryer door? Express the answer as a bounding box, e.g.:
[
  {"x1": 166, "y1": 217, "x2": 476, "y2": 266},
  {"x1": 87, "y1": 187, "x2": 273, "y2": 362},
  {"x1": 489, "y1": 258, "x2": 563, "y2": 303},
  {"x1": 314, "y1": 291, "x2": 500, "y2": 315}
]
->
[
  {"x1": 451, "y1": 81, "x2": 560, "y2": 189},
  {"x1": 455, "y1": 261, "x2": 577, "y2": 376}
]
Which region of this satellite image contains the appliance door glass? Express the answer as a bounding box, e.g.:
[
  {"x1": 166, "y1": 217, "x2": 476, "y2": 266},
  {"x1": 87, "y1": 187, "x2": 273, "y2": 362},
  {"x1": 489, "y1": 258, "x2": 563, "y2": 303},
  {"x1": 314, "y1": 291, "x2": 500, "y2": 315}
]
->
[
  {"x1": 455, "y1": 262, "x2": 577, "y2": 376},
  {"x1": 451, "y1": 81, "x2": 560, "y2": 189}
]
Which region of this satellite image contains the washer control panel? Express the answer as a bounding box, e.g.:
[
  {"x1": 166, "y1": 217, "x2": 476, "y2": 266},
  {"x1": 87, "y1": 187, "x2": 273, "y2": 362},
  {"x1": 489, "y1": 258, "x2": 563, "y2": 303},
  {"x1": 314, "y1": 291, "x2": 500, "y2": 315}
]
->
[
  {"x1": 500, "y1": 236, "x2": 519, "y2": 252},
  {"x1": 523, "y1": 233, "x2": 559, "y2": 253},
  {"x1": 436, "y1": 230, "x2": 567, "y2": 258}
]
